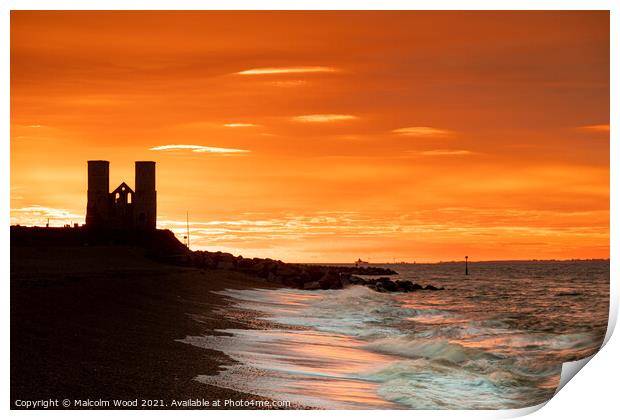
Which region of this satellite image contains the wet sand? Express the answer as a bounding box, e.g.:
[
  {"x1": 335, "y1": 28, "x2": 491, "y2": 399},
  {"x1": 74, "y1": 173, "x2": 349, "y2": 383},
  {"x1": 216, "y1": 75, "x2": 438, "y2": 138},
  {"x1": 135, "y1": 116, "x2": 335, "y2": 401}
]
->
[{"x1": 10, "y1": 245, "x2": 287, "y2": 409}]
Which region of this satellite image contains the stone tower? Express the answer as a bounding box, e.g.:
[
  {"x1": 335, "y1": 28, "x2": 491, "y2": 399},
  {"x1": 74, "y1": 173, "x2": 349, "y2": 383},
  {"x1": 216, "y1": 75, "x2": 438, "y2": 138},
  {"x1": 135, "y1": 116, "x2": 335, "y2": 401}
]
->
[
  {"x1": 86, "y1": 160, "x2": 110, "y2": 227},
  {"x1": 134, "y1": 161, "x2": 157, "y2": 230},
  {"x1": 85, "y1": 160, "x2": 156, "y2": 230}
]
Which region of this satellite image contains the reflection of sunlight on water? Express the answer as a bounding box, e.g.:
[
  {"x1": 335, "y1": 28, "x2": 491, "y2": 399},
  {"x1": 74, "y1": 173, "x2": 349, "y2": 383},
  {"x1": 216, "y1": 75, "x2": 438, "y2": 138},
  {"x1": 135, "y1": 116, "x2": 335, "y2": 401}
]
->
[
  {"x1": 295, "y1": 377, "x2": 393, "y2": 408},
  {"x1": 537, "y1": 374, "x2": 561, "y2": 390},
  {"x1": 180, "y1": 328, "x2": 404, "y2": 409},
  {"x1": 236, "y1": 329, "x2": 397, "y2": 376},
  {"x1": 261, "y1": 290, "x2": 324, "y2": 306}
]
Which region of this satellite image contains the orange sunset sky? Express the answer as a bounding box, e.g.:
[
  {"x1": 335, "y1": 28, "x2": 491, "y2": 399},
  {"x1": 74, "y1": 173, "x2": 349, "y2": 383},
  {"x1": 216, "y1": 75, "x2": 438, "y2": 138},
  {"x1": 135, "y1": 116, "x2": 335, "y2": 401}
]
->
[{"x1": 10, "y1": 11, "x2": 609, "y2": 263}]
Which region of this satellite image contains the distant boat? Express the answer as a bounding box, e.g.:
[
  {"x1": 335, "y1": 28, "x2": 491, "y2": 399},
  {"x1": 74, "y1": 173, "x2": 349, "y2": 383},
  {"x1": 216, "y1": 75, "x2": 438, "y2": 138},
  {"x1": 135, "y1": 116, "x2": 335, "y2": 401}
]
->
[{"x1": 355, "y1": 258, "x2": 369, "y2": 267}]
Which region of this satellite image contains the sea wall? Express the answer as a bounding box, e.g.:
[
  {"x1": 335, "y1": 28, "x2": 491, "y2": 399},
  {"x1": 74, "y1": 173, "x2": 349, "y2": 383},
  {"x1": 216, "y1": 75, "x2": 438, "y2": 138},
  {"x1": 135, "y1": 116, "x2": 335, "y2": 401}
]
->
[
  {"x1": 10, "y1": 226, "x2": 442, "y2": 293},
  {"x1": 161, "y1": 250, "x2": 395, "y2": 289},
  {"x1": 166, "y1": 250, "x2": 444, "y2": 293}
]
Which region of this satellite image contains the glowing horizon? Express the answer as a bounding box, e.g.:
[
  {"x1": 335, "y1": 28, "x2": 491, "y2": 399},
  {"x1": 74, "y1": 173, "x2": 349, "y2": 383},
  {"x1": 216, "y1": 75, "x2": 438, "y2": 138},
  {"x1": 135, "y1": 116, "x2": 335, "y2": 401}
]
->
[{"x1": 10, "y1": 11, "x2": 609, "y2": 263}]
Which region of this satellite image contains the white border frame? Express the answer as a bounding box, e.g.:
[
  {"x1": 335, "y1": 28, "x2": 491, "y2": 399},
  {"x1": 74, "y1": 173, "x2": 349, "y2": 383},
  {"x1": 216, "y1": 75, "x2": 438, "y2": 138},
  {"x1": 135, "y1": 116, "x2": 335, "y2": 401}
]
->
[{"x1": 2, "y1": 2, "x2": 616, "y2": 420}]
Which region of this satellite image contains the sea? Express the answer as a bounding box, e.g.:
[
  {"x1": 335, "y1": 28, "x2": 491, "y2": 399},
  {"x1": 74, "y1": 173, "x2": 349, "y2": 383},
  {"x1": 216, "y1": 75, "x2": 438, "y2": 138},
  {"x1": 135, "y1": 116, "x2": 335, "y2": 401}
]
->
[{"x1": 180, "y1": 260, "x2": 609, "y2": 409}]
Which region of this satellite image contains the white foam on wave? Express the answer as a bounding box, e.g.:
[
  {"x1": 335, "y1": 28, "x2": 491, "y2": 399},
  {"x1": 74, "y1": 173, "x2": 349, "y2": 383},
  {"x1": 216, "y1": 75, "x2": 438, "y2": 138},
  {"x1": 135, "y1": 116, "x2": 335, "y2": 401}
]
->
[
  {"x1": 218, "y1": 286, "x2": 412, "y2": 339},
  {"x1": 362, "y1": 359, "x2": 526, "y2": 410},
  {"x1": 364, "y1": 336, "x2": 489, "y2": 364},
  {"x1": 179, "y1": 285, "x2": 594, "y2": 409}
]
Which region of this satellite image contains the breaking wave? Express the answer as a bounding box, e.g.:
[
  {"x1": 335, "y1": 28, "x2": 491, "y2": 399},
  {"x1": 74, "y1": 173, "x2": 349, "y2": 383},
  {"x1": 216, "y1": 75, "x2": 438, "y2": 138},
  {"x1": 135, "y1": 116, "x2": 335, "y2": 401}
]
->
[{"x1": 179, "y1": 261, "x2": 608, "y2": 409}]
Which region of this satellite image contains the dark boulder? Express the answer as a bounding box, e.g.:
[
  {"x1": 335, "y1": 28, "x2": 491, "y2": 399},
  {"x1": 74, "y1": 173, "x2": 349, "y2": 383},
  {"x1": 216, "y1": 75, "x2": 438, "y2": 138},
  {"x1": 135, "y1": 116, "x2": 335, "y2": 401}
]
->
[
  {"x1": 340, "y1": 272, "x2": 352, "y2": 287},
  {"x1": 246, "y1": 260, "x2": 267, "y2": 276},
  {"x1": 264, "y1": 260, "x2": 279, "y2": 276},
  {"x1": 280, "y1": 276, "x2": 298, "y2": 288},
  {"x1": 296, "y1": 271, "x2": 312, "y2": 285},
  {"x1": 376, "y1": 279, "x2": 398, "y2": 292},
  {"x1": 237, "y1": 257, "x2": 255, "y2": 270},
  {"x1": 302, "y1": 281, "x2": 321, "y2": 290},
  {"x1": 350, "y1": 266, "x2": 398, "y2": 276},
  {"x1": 307, "y1": 268, "x2": 325, "y2": 282},
  {"x1": 275, "y1": 263, "x2": 300, "y2": 277},
  {"x1": 395, "y1": 280, "x2": 415, "y2": 292},
  {"x1": 319, "y1": 271, "x2": 343, "y2": 290},
  {"x1": 216, "y1": 259, "x2": 235, "y2": 270},
  {"x1": 349, "y1": 275, "x2": 365, "y2": 285}
]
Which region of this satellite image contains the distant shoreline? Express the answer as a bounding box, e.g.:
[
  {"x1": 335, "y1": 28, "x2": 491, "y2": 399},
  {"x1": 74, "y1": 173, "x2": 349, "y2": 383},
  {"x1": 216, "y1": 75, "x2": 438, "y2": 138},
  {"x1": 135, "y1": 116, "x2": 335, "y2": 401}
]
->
[
  {"x1": 10, "y1": 224, "x2": 608, "y2": 266},
  {"x1": 309, "y1": 258, "x2": 610, "y2": 265}
]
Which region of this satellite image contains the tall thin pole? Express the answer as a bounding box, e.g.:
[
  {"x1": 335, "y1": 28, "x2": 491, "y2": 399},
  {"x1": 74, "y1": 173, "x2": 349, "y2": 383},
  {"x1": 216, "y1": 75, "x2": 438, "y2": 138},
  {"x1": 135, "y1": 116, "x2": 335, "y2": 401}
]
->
[
  {"x1": 186, "y1": 211, "x2": 190, "y2": 249},
  {"x1": 465, "y1": 255, "x2": 469, "y2": 275}
]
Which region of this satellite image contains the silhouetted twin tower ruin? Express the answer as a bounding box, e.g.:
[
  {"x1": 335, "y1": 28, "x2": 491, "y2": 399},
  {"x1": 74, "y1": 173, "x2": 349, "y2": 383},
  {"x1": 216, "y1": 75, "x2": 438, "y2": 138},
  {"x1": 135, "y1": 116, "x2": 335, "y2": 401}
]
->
[{"x1": 86, "y1": 160, "x2": 156, "y2": 230}]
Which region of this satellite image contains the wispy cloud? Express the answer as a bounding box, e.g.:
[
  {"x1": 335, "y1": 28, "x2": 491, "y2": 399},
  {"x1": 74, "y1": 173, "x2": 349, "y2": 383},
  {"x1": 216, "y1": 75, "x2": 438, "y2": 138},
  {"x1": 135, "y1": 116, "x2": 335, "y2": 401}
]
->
[
  {"x1": 11, "y1": 205, "x2": 82, "y2": 226},
  {"x1": 579, "y1": 124, "x2": 609, "y2": 132},
  {"x1": 237, "y1": 66, "x2": 336, "y2": 75},
  {"x1": 223, "y1": 123, "x2": 259, "y2": 128},
  {"x1": 420, "y1": 149, "x2": 474, "y2": 156},
  {"x1": 292, "y1": 114, "x2": 358, "y2": 123},
  {"x1": 392, "y1": 126, "x2": 453, "y2": 137},
  {"x1": 149, "y1": 144, "x2": 250, "y2": 154}
]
